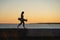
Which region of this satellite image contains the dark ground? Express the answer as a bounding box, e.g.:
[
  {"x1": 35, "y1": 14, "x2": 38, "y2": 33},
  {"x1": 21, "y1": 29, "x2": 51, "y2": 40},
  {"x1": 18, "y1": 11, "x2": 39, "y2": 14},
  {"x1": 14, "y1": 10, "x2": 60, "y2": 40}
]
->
[{"x1": 0, "y1": 28, "x2": 60, "y2": 40}]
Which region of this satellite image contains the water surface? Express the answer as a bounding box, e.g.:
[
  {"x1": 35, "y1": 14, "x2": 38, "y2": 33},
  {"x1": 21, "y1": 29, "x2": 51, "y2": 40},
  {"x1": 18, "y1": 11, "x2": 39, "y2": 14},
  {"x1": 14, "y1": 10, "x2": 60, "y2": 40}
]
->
[{"x1": 0, "y1": 24, "x2": 60, "y2": 29}]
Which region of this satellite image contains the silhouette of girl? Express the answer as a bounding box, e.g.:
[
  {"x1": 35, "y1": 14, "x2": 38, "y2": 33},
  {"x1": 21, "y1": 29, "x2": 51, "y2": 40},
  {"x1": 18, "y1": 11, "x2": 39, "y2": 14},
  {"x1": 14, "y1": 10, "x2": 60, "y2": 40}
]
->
[{"x1": 17, "y1": 11, "x2": 27, "y2": 29}]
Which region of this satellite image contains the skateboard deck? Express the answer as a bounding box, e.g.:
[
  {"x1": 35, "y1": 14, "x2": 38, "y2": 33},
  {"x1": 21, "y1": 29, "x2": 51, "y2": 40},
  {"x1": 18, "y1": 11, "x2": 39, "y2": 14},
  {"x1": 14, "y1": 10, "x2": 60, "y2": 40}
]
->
[{"x1": 18, "y1": 18, "x2": 27, "y2": 21}]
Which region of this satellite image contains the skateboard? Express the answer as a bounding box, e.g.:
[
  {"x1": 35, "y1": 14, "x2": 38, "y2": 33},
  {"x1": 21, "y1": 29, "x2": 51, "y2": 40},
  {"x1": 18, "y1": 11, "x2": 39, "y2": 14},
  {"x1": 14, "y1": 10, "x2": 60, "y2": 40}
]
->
[{"x1": 18, "y1": 18, "x2": 27, "y2": 22}]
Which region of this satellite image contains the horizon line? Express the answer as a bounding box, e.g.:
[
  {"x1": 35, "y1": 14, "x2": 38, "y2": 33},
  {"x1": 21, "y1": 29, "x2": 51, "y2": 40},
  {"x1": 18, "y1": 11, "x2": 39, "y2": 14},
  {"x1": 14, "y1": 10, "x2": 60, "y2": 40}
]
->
[{"x1": 0, "y1": 22, "x2": 60, "y2": 24}]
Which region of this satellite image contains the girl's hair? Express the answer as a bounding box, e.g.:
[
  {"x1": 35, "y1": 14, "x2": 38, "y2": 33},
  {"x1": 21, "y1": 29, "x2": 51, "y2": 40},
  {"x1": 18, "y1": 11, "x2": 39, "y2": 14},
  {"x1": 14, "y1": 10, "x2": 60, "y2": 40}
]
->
[{"x1": 22, "y1": 11, "x2": 24, "y2": 14}]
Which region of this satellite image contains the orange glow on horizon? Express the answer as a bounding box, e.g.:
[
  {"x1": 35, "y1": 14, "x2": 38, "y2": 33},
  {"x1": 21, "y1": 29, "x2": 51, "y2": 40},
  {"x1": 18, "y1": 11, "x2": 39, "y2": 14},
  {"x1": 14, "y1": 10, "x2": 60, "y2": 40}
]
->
[{"x1": 0, "y1": 16, "x2": 60, "y2": 24}]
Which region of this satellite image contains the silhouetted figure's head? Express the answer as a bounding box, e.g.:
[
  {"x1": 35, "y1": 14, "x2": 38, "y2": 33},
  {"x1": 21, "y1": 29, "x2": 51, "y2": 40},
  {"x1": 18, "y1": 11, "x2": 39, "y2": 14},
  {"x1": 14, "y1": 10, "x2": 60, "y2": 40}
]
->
[{"x1": 22, "y1": 11, "x2": 24, "y2": 14}]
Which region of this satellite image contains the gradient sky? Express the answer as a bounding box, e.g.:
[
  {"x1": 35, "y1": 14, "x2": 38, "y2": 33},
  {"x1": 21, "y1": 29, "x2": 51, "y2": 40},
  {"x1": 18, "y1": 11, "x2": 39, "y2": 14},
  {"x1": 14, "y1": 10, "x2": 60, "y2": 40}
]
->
[{"x1": 0, "y1": 0, "x2": 60, "y2": 24}]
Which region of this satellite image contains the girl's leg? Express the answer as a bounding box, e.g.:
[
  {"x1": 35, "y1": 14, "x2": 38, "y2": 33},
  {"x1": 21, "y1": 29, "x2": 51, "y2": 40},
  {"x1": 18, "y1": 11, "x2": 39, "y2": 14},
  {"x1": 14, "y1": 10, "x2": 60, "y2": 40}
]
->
[
  {"x1": 17, "y1": 22, "x2": 22, "y2": 28},
  {"x1": 23, "y1": 21, "x2": 25, "y2": 29}
]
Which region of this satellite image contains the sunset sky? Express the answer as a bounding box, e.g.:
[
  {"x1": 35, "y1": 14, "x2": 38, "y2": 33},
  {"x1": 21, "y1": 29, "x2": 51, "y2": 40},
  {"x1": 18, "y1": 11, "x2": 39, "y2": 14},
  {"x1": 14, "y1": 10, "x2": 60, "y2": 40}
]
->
[{"x1": 0, "y1": 0, "x2": 60, "y2": 24}]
